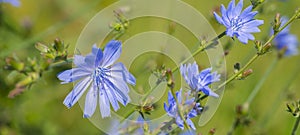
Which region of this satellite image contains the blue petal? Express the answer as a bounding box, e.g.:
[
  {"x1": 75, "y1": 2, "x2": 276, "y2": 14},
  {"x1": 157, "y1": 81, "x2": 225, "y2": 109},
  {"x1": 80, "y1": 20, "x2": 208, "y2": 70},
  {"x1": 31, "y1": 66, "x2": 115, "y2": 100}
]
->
[
  {"x1": 104, "y1": 83, "x2": 120, "y2": 111},
  {"x1": 83, "y1": 84, "x2": 98, "y2": 118},
  {"x1": 2, "y1": 0, "x2": 20, "y2": 7},
  {"x1": 237, "y1": 34, "x2": 249, "y2": 44},
  {"x1": 226, "y1": 0, "x2": 235, "y2": 19},
  {"x1": 220, "y1": 5, "x2": 230, "y2": 26},
  {"x1": 99, "y1": 87, "x2": 111, "y2": 118},
  {"x1": 234, "y1": 0, "x2": 243, "y2": 16},
  {"x1": 213, "y1": 12, "x2": 224, "y2": 25},
  {"x1": 186, "y1": 118, "x2": 196, "y2": 130},
  {"x1": 104, "y1": 78, "x2": 130, "y2": 106},
  {"x1": 241, "y1": 27, "x2": 261, "y2": 33},
  {"x1": 110, "y1": 63, "x2": 136, "y2": 85},
  {"x1": 188, "y1": 63, "x2": 199, "y2": 80},
  {"x1": 94, "y1": 47, "x2": 104, "y2": 67},
  {"x1": 176, "y1": 90, "x2": 182, "y2": 104},
  {"x1": 199, "y1": 68, "x2": 211, "y2": 79},
  {"x1": 63, "y1": 77, "x2": 92, "y2": 108},
  {"x1": 175, "y1": 116, "x2": 184, "y2": 130},
  {"x1": 101, "y1": 40, "x2": 122, "y2": 67},
  {"x1": 164, "y1": 102, "x2": 169, "y2": 112},
  {"x1": 240, "y1": 11, "x2": 258, "y2": 24},
  {"x1": 240, "y1": 5, "x2": 253, "y2": 17},
  {"x1": 201, "y1": 86, "x2": 219, "y2": 97},
  {"x1": 180, "y1": 64, "x2": 190, "y2": 87},
  {"x1": 188, "y1": 109, "x2": 197, "y2": 118},
  {"x1": 244, "y1": 20, "x2": 264, "y2": 28},
  {"x1": 168, "y1": 91, "x2": 173, "y2": 103},
  {"x1": 57, "y1": 68, "x2": 91, "y2": 84}
]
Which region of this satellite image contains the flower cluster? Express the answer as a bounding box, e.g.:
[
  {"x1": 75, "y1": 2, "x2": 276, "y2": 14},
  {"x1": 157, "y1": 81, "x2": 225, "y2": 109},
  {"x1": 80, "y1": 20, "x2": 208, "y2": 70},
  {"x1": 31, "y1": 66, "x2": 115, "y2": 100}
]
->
[
  {"x1": 273, "y1": 17, "x2": 299, "y2": 57},
  {"x1": 213, "y1": 0, "x2": 264, "y2": 44},
  {"x1": 163, "y1": 62, "x2": 220, "y2": 130},
  {"x1": 57, "y1": 40, "x2": 136, "y2": 118}
]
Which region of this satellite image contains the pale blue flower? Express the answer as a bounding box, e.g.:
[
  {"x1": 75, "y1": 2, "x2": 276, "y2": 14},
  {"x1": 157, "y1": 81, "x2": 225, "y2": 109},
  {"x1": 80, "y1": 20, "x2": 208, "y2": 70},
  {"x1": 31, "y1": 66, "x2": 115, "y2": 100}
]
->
[
  {"x1": 164, "y1": 90, "x2": 200, "y2": 130},
  {"x1": 0, "y1": 0, "x2": 20, "y2": 7},
  {"x1": 57, "y1": 40, "x2": 136, "y2": 118},
  {"x1": 180, "y1": 62, "x2": 220, "y2": 97},
  {"x1": 273, "y1": 17, "x2": 299, "y2": 56},
  {"x1": 213, "y1": 0, "x2": 264, "y2": 44}
]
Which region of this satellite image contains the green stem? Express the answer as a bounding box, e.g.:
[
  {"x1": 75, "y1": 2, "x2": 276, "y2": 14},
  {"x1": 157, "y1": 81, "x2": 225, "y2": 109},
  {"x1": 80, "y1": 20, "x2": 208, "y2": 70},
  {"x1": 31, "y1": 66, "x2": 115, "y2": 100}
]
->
[
  {"x1": 50, "y1": 58, "x2": 74, "y2": 68},
  {"x1": 246, "y1": 58, "x2": 278, "y2": 104},
  {"x1": 171, "y1": 31, "x2": 226, "y2": 73},
  {"x1": 170, "y1": 89, "x2": 191, "y2": 130},
  {"x1": 216, "y1": 54, "x2": 259, "y2": 92},
  {"x1": 227, "y1": 118, "x2": 239, "y2": 135},
  {"x1": 292, "y1": 116, "x2": 300, "y2": 135}
]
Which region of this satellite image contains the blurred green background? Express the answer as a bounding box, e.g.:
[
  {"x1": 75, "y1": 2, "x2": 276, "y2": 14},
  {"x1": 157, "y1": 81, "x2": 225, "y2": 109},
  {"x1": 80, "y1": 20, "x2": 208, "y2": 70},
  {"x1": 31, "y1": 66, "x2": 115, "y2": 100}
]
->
[{"x1": 1, "y1": 0, "x2": 300, "y2": 134}]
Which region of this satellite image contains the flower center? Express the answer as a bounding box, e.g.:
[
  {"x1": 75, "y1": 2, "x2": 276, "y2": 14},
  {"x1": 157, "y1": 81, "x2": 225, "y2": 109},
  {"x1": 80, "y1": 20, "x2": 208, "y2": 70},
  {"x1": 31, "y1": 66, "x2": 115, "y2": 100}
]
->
[
  {"x1": 230, "y1": 17, "x2": 244, "y2": 31},
  {"x1": 93, "y1": 67, "x2": 110, "y2": 86}
]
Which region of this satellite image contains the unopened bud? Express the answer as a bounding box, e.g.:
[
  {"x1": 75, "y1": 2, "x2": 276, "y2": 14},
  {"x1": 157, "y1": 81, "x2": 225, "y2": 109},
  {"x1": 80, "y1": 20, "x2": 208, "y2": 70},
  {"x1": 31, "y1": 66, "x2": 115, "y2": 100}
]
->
[
  {"x1": 254, "y1": 40, "x2": 262, "y2": 52},
  {"x1": 273, "y1": 13, "x2": 281, "y2": 34},
  {"x1": 236, "y1": 103, "x2": 249, "y2": 116},
  {"x1": 262, "y1": 43, "x2": 272, "y2": 54},
  {"x1": 286, "y1": 100, "x2": 300, "y2": 117},
  {"x1": 54, "y1": 38, "x2": 64, "y2": 53},
  {"x1": 242, "y1": 69, "x2": 253, "y2": 78},
  {"x1": 234, "y1": 63, "x2": 240, "y2": 73},
  {"x1": 166, "y1": 69, "x2": 174, "y2": 89},
  {"x1": 5, "y1": 57, "x2": 24, "y2": 71},
  {"x1": 296, "y1": 8, "x2": 300, "y2": 19},
  {"x1": 35, "y1": 42, "x2": 49, "y2": 53}
]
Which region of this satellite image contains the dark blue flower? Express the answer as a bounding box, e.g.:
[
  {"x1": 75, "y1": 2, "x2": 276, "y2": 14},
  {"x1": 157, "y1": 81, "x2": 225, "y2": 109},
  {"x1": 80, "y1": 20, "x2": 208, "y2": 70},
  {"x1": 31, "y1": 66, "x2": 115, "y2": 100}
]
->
[
  {"x1": 164, "y1": 90, "x2": 200, "y2": 130},
  {"x1": 273, "y1": 17, "x2": 299, "y2": 57},
  {"x1": 57, "y1": 40, "x2": 136, "y2": 118},
  {"x1": 0, "y1": 0, "x2": 20, "y2": 7},
  {"x1": 180, "y1": 62, "x2": 220, "y2": 97},
  {"x1": 213, "y1": 0, "x2": 264, "y2": 44}
]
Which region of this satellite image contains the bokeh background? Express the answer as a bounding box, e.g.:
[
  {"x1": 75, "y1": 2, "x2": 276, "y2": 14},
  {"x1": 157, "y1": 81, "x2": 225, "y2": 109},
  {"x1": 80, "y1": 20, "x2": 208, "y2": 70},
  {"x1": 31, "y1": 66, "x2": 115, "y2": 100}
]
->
[{"x1": 1, "y1": 0, "x2": 300, "y2": 134}]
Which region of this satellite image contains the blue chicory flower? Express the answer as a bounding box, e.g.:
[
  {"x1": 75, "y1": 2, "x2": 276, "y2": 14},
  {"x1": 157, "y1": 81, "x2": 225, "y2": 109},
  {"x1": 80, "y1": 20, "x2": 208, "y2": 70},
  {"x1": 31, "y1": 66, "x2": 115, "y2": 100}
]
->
[
  {"x1": 213, "y1": 0, "x2": 264, "y2": 44},
  {"x1": 180, "y1": 62, "x2": 220, "y2": 97},
  {"x1": 164, "y1": 90, "x2": 201, "y2": 130},
  {"x1": 273, "y1": 17, "x2": 299, "y2": 57},
  {"x1": 0, "y1": 0, "x2": 20, "y2": 7},
  {"x1": 57, "y1": 40, "x2": 136, "y2": 118}
]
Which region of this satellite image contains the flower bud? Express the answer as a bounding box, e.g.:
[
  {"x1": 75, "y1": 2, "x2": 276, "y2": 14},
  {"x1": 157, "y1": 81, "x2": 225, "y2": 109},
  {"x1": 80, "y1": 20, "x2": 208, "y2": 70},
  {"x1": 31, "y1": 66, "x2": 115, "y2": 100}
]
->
[
  {"x1": 286, "y1": 100, "x2": 300, "y2": 117},
  {"x1": 35, "y1": 42, "x2": 49, "y2": 53},
  {"x1": 5, "y1": 57, "x2": 24, "y2": 71},
  {"x1": 273, "y1": 13, "x2": 281, "y2": 34}
]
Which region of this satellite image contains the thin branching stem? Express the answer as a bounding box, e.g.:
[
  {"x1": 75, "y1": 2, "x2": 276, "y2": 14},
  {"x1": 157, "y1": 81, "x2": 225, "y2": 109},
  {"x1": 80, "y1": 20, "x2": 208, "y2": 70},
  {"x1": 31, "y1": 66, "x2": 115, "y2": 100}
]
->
[{"x1": 292, "y1": 116, "x2": 300, "y2": 135}]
